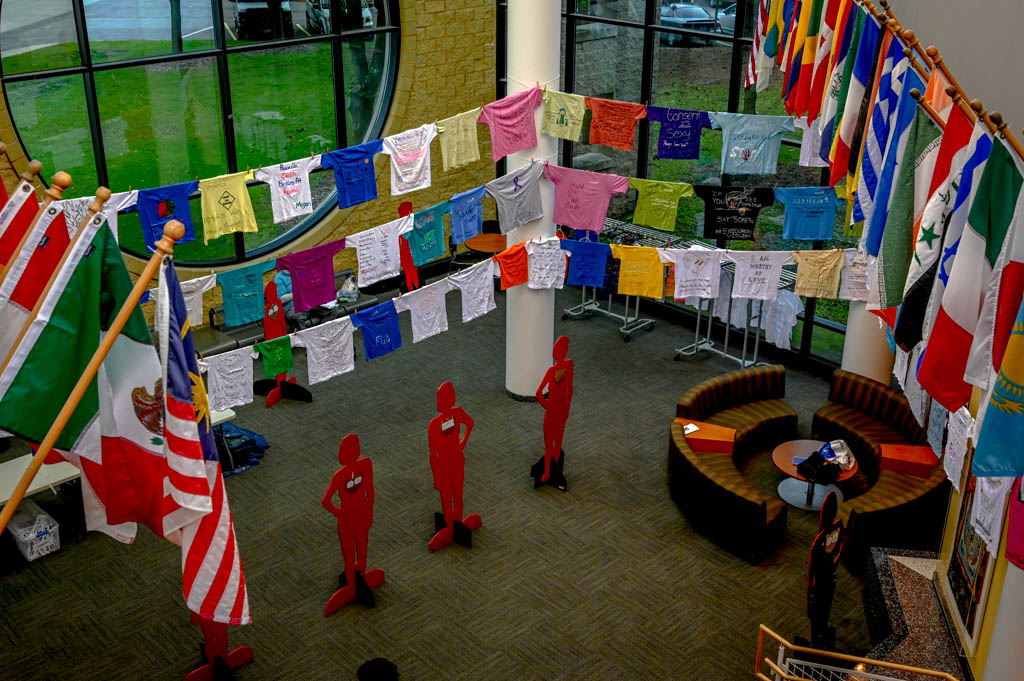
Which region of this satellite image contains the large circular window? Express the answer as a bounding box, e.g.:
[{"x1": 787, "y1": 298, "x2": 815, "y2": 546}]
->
[{"x1": 0, "y1": 0, "x2": 399, "y2": 265}]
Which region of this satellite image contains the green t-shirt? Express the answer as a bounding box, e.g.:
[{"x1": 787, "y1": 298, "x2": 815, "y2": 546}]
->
[
  {"x1": 406, "y1": 201, "x2": 450, "y2": 266},
  {"x1": 541, "y1": 90, "x2": 586, "y2": 142},
  {"x1": 253, "y1": 335, "x2": 293, "y2": 379},
  {"x1": 629, "y1": 178, "x2": 694, "y2": 232}
]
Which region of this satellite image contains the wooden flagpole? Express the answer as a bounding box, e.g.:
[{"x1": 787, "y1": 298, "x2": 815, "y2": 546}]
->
[
  {"x1": 0, "y1": 188, "x2": 111, "y2": 378},
  {"x1": 0, "y1": 169, "x2": 68, "y2": 285},
  {"x1": 0, "y1": 220, "x2": 185, "y2": 535}
]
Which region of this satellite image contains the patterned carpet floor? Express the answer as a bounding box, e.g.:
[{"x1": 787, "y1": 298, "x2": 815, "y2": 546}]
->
[{"x1": 0, "y1": 285, "x2": 871, "y2": 681}]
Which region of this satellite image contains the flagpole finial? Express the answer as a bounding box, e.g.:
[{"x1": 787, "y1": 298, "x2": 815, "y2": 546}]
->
[
  {"x1": 88, "y1": 187, "x2": 112, "y2": 215},
  {"x1": 970, "y1": 99, "x2": 985, "y2": 116},
  {"x1": 20, "y1": 160, "x2": 42, "y2": 183},
  {"x1": 45, "y1": 172, "x2": 72, "y2": 202},
  {"x1": 989, "y1": 112, "x2": 1007, "y2": 132},
  {"x1": 156, "y1": 220, "x2": 185, "y2": 256}
]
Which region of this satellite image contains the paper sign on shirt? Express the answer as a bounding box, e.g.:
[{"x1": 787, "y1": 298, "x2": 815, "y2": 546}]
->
[
  {"x1": 971, "y1": 475, "x2": 1014, "y2": 550},
  {"x1": 927, "y1": 398, "x2": 948, "y2": 459},
  {"x1": 838, "y1": 249, "x2": 869, "y2": 301},
  {"x1": 945, "y1": 406, "x2": 973, "y2": 492}
]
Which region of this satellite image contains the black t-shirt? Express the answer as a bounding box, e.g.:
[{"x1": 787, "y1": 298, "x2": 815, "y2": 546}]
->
[{"x1": 693, "y1": 185, "x2": 775, "y2": 240}]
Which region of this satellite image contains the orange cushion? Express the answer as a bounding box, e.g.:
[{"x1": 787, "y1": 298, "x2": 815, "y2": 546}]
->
[
  {"x1": 879, "y1": 444, "x2": 938, "y2": 478},
  {"x1": 675, "y1": 418, "x2": 736, "y2": 454}
]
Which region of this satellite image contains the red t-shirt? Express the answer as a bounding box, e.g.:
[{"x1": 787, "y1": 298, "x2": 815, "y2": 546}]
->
[
  {"x1": 493, "y1": 243, "x2": 528, "y2": 290},
  {"x1": 585, "y1": 97, "x2": 647, "y2": 151}
]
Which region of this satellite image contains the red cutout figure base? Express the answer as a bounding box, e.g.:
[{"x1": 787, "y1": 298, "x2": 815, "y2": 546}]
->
[
  {"x1": 530, "y1": 336, "x2": 573, "y2": 492},
  {"x1": 428, "y1": 381, "x2": 480, "y2": 551},
  {"x1": 183, "y1": 613, "x2": 253, "y2": 681},
  {"x1": 322, "y1": 434, "x2": 384, "y2": 616},
  {"x1": 253, "y1": 280, "x2": 312, "y2": 408}
]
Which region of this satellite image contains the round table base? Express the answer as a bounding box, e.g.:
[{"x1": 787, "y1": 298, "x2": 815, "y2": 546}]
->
[{"x1": 777, "y1": 478, "x2": 844, "y2": 511}]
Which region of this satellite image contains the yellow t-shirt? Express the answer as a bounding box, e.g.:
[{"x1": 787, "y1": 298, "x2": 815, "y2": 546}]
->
[
  {"x1": 793, "y1": 249, "x2": 844, "y2": 299},
  {"x1": 199, "y1": 171, "x2": 257, "y2": 244},
  {"x1": 610, "y1": 244, "x2": 665, "y2": 299},
  {"x1": 541, "y1": 90, "x2": 587, "y2": 142},
  {"x1": 438, "y1": 108, "x2": 481, "y2": 171}
]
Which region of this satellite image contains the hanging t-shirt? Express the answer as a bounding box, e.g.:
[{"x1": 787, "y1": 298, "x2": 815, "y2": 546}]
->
[
  {"x1": 838, "y1": 248, "x2": 869, "y2": 301},
  {"x1": 276, "y1": 238, "x2": 347, "y2": 312},
  {"x1": 449, "y1": 186, "x2": 486, "y2": 244},
  {"x1": 541, "y1": 89, "x2": 586, "y2": 142},
  {"x1": 200, "y1": 347, "x2": 254, "y2": 412},
  {"x1": 795, "y1": 119, "x2": 828, "y2": 168},
  {"x1": 254, "y1": 156, "x2": 321, "y2": 223},
  {"x1": 629, "y1": 178, "x2": 694, "y2": 232},
  {"x1": 971, "y1": 475, "x2": 1014, "y2": 550},
  {"x1": 449, "y1": 258, "x2": 496, "y2": 322},
  {"x1": 524, "y1": 237, "x2": 570, "y2": 290},
  {"x1": 319, "y1": 139, "x2": 384, "y2": 209},
  {"x1": 609, "y1": 244, "x2": 664, "y2": 298},
  {"x1": 477, "y1": 86, "x2": 543, "y2": 162},
  {"x1": 393, "y1": 280, "x2": 450, "y2": 343},
  {"x1": 138, "y1": 180, "x2": 199, "y2": 252},
  {"x1": 693, "y1": 186, "x2": 774, "y2": 240},
  {"x1": 725, "y1": 250, "x2": 794, "y2": 300},
  {"x1": 216, "y1": 259, "x2": 276, "y2": 327},
  {"x1": 657, "y1": 248, "x2": 723, "y2": 299},
  {"x1": 346, "y1": 215, "x2": 414, "y2": 287},
  {"x1": 438, "y1": 108, "x2": 481, "y2": 171},
  {"x1": 149, "y1": 273, "x2": 217, "y2": 329},
  {"x1": 405, "y1": 201, "x2": 449, "y2": 266},
  {"x1": 544, "y1": 163, "x2": 628, "y2": 232},
  {"x1": 708, "y1": 112, "x2": 795, "y2": 175},
  {"x1": 382, "y1": 123, "x2": 438, "y2": 196},
  {"x1": 645, "y1": 106, "x2": 711, "y2": 160},
  {"x1": 352, "y1": 300, "x2": 403, "y2": 360},
  {"x1": 493, "y1": 242, "x2": 529, "y2": 290},
  {"x1": 793, "y1": 249, "x2": 844, "y2": 298},
  {"x1": 485, "y1": 161, "x2": 545, "y2": 234},
  {"x1": 57, "y1": 190, "x2": 137, "y2": 244},
  {"x1": 292, "y1": 316, "x2": 355, "y2": 384},
  {"x1": 775, "y1": 186, "x2": 843, "y2": 241},
  {"x1": 584, "y1": 97, "x2": 647, "y2": 151},
  {"x1": 561, "y1": 240, "x2": 611, "y2": 287},
  {"x1": 199, "y1": 171, "x2": 258, "y2": 244},
  {"x1": 252, "y1": 335, "x2": 293, "y2": 379},
  {"x1": 761, "y1": 289, "x2": 803, "y2": 350}
]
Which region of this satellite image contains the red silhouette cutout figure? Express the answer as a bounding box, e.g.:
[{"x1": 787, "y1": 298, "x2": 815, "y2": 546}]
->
[
  {"x1": 428, "y1": 381, "x2": 481, "y2": 551},
  {"x1": 183, "y1": 613, "x2": 253, "y2": 681},
  {"x1": 322, "y1": 434, "x2": 385, "y2": 615},
  {"x1": 255, "y1": 280, "x2": 312, "y2": 408},
  {"x1": 532, "y1": 335, "x2": 573, "y2": 490}
]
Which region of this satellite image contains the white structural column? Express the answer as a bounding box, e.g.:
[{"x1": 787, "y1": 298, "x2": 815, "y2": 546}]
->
[
  {"x1": 840, "y1": 301, "x2": 894, "y2": 384},
  {"x1": 982, "y1": 562, "x2": 1024, "y2": 681},
  {"x1": 504, "y1": 0, "x2": 560, "y2": 399}
]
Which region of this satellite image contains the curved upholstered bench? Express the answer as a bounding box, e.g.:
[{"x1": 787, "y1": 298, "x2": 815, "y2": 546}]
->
[{"x1": 667, "y1": 365, "x2": 798, "y2": 562}]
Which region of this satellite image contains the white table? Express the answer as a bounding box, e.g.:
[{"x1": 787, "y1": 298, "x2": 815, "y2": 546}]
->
[{"x1": 0, "y1": 455, "x2": 80, "y2": 508}]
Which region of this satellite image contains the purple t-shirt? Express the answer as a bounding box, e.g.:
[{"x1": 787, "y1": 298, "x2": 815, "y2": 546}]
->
[
  {"x1": 646, "y1": 106, "x2": 711, "y2": 160},
  {"x1": 276, "y1": 238, "x2": 346, "y2": 312},
  {"x1": 478, "y1": 86, "x2": 542, "y2": 163},
  {"x1": 544, "y1": 162, "x2": 628, "y2": 232}
]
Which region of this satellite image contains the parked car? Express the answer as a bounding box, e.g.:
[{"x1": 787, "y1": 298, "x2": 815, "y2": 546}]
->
[
  {"x1": 660, "y1": 3, "x2": 718, "y2": 46},
  {"x1": 304, "y1": 0, "x2": 374, "y2": 34},
  {"x1": 717, "y1": 3, "x2": 737, "y2": 36},
  {"x1": 233, "y1": 0, "x2": 294, "y2": 40}
]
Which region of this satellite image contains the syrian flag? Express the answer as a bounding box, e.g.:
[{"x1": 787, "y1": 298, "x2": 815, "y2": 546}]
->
[
  {"x1": 805, "y1": 0, "x2": 841, "y2": 123},
  {"x1": 0, "y1": 180, "x2": 39, "y2": 268},
  {"x1": 894, "y1": 103, "x2": 975, "y2": 350},
  {"x1": 918, "y1": 139, "x2": 1022, "y2": 411},
  {"x1": 829, "y1": 12, "x2": 882, "y2": 186}
]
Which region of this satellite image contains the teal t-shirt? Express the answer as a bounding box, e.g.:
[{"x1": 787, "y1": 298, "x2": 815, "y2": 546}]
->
[
  {"x1": 216, "y1": 259, "x2": 276, "y2": 327},
  {"x1": 405, "y1": 201, "x2": 450, "y2": 266},
  {"x1": 709, "y1": 112, "x2": 794, "y2": 175}
]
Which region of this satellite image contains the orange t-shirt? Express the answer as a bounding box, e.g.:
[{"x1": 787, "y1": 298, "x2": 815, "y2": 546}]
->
[
  {"x1": 493, "y1": 243, "x2": 528, "y2": 290},
  {"x1": 585, "y1": 97, "x2": 647, "y2": 151}
]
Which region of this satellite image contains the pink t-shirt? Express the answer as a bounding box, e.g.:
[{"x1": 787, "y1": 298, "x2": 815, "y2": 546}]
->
[
  {"x1": 543, "y1": 162, "x2": 628, "y2": 232},
  {"x1": 478, "y1": 86, "x2": 543, "y2": 162}
]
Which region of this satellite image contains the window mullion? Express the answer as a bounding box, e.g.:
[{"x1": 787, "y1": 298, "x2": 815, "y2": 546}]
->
[
  {"x1": 70, "y1": 0, "x2": 109, "y2": 190},
  {"x1": 210, "y1": 0, "x2": 242, "y2": 260}
]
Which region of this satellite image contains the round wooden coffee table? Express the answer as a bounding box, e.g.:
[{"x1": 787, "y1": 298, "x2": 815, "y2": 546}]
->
[{"x1": 771, "y1": 439, "x2": 858, "y2": 511}]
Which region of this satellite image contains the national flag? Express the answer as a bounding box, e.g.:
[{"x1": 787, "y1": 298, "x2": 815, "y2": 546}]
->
[
  {"x1": 805, "y1": 0, "x2": 841, "y2": 122},
  {"x1": 829, "y1": 12, "x2": 882, "y2": 186},
  {"x1": 918, "y1": 139, "x2": 1022, "y2": 411},
  {"x1": 0, "y1": 180, "x2": 40, "y2": 268},
  {"x1": 818, "y1": 4, "x2": 862, "y2": 163},
  {"x1": 158, "y1": 260, "x2": 250, "y2": 625},
  {"x1": 894, "y1": 103, "x2": 975, "y2": 350},
  {"x1": 779, "y1": 0, "x2": 801, "y2": 69},
  {"x1": 765, "y1": 0, "x2": 786, "y2": 59},
  {"x1": 747, "y1": 0, "x2": 772, "y2": 91},
  {"x1": 786, "y1": 0, "x2": 822, "y2": 114},
  {"x1": 923, "y1": 68, "x2": 953, "y2": 122}
]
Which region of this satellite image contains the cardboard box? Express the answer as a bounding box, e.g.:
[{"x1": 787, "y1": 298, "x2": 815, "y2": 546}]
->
[
  {"x1": 675, "y1": 418, "x2": 736, "y2": 454},
  {"x1": 880, "y1": 443, "x2": 938, "y2": 478}
]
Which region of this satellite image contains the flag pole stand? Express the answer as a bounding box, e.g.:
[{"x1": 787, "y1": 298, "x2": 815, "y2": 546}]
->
[
  {"x1": 184, "y1": 612, "x2": 254, "y2": 681},
  {"x1": 252, "y1": 280, "x2": 311, "y2": 408},
  {"x1": 0, "y1": 220, "x2": 186, "y2": 536}
]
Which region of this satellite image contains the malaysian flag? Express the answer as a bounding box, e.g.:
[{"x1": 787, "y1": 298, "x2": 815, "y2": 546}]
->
[{"x1": 158, "y1": 259, "x2": 250, "y2": 625}]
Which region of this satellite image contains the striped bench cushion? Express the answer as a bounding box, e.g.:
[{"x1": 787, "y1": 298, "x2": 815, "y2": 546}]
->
[
  {"x1": 707, "y1": 398, "x2": 798, "y2": 443},
  {"x1": 677, "y1": 365, "x2": 788, "y2": 422}
]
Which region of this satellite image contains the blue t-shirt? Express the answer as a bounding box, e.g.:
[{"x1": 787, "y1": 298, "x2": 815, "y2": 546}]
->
[
  {"x1": 216, "y1": 259, "x2": 276, "y2": 327},
  {"x1": 562, "y1": 240, "x2": 611, "y2": 287},
  {"x1": 775, "y1": 187, "x2": 843, "y2": 241},
  {"x1": 352, "y1": 300, "x2": 403, "y2": 360},
  {"x1": 449, "y1": 186, "x2": 486, "y2": 244},
  {"x1": 137, "y1": 180, "x2": 199, "y2": 252},
  {"x1": 646, "y1": 106, "x2": 710, "y2": 160},
  {"x1": 708, "y1": 112, "x2": 794, "y2": 175},
  {"x1": 320, "y1": 139, "x2": 384, "y2": 209},
  {"x1": 575, "y1": 229, "x2": 599, "y2": 242},
  {"x1": 405, "y1": 201, "x2": 449, "y2": 266},
  {"x1": 273, "y1": 269, "x2": 293, "y2": 311}
]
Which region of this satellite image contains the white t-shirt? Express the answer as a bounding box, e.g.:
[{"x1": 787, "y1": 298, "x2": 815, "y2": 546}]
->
[
  {"x1": 146, "y1": 273, "x2": 217, "y2": 329},
  {"x1": 523, "y1": 237, "x2": 570, "y2": 290},
  {"x1": 838, "y1": 248, "x2": 869, "y2": 301},
  {"x1": 726, "y1": 250, "x2": 794, "y2": 300},
  {"x1": 393, "y1": 280, "x2": 451, "y2": 342},
  {"x1": 291, "y1": 316, "x2": 355, "y2": 385},
  {"x1": 56, "y1": 190, "x2": 137, "y2": 241},
  {"x1": 760, "y1": 289, "x2": 802, "y2": 350},
  {"x1": 382, "y1": 123, "x2": 438, "y2": 195},
  {"x1": 347, "y1": 215, "x2": 414, "y2": 287},
  {"x1": 795, "y1": 119, "x2": 828, "y2": 168},
  {"x1": 658, "y1": 248, "x2": 723, "y2": 299},
  {"x1": 449, "y1": 259, "x2": 497, "y2": 323},
  {"x1": 200, "y1": 347, "x2": 254, "y2": 412},
  {"x1": 971, "y1": 475, "x2": 1014, "y2": 550},
  {"x1": 254, "y1": 156, "x2": 321, "y2": 223}
]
